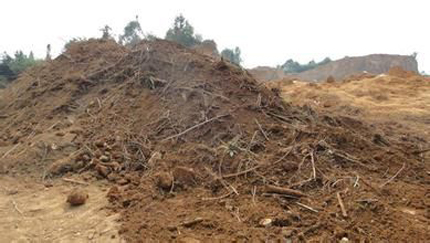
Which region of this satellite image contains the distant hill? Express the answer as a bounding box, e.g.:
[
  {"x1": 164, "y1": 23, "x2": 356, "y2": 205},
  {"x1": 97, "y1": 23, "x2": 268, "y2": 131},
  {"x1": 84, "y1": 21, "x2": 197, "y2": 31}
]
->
[
  {"x1": 296, "y1": 54, "x2": 418, "y2": 81},
  {"x1": 249, "y1": 54, "x2": 419, "y2": 82}
]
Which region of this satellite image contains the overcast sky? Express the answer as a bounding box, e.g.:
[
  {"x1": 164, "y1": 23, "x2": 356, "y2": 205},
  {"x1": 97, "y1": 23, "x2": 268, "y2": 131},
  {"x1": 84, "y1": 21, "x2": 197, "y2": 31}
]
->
[{"x1": 1, "y1": 0, "x2": 429, "y2": 72}]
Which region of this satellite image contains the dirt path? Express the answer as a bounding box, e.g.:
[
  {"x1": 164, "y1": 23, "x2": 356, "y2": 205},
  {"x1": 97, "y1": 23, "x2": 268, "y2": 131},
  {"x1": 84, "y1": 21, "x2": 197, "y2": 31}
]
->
[{"x1": 0, "y1": 176, "x2": 121, "y2": 242}]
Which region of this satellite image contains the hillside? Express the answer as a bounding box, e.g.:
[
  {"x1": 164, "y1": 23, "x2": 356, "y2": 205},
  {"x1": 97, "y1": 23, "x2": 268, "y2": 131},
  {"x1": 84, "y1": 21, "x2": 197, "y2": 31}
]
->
[
  {"x1": 250, "y1": 54, "x2": 419, "y2": 82},
  {"x1": 297, "y1": 54, "x2": 419, "y2": 81}
]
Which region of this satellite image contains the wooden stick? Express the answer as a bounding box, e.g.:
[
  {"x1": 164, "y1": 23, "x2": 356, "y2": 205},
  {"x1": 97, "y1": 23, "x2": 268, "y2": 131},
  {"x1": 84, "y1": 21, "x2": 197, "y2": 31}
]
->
[
  {"x1": 12, "y1": 200, "x2": 24, "y2": 216},
  {"x1": 380, "y1": 163, "x2": 406, "y2": 188},
  {"x1": 411, "y1": 148, "x2": 430, "y2": 154},
  {"x1": 310, "y1": 151, "x2": 316, "y2": 180},
  {"x1": 264, "y1": 185, "x2": 306, "y2": 197},
  {"x1": 337, "y1": 192, "x2": 348, "y2": 218},
  {"x1": 62, "y1": 178, "x2": 89, "y2": 185},
  {"x1": 222, "y1": 165, "x2": 260, "y2": 178},
  {"x1": 296, "y1": 202, "x2": 318, "y2": 213},
  {"x1": 254, "y1": 119, "x2": 269, "y2": 141},
  {"x1": 162, "y1": 114, "x2": 229, "y2": 141},
  {"x1": 1, "y1": 144, "x2": 19, "y2": 159}
]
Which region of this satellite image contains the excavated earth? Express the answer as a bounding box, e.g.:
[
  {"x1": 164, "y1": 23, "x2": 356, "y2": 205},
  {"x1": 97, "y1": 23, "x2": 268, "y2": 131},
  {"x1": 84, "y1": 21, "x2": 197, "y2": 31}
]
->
[{"x1": 0, "y1": 39, "x2": 429, "y2": 242}]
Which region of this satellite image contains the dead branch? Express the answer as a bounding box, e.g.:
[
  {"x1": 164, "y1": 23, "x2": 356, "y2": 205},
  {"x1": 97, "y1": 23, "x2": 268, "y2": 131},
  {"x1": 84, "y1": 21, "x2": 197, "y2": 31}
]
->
[
  {"x1": 310, "y1": 150, "x2": 316, "y2": 180},
  {"x1": 1, "y1": 144, "x2": 20, "y2": 159},
  {"x1": 62, "y1": 178, "x2": 89, "y2": 185},
  {"x1": 204, "y1": 167, "x2": 239, "y2": 195},
  {"x1": 296, "y1": 202, "x2": 319, "y2": 213},
  {"x1": 222, "y1": 165, "x2": 261, "y2": 179},
  {"x1": 264, "y1": 185, "x2": 306, "y2": 197},
  {"x1": 411, "y1": 148, "x2": 430, "y2": 154},
  {"x1": 254, "y1": 119, "x2": 269, "y2": 141},
  {"x1": 360, "y1": 178, "x2": 381, "y2": 195},
  {"x1": 336, "y1": 192, "x2": 348, "y2": 217},
  {"x1": 12, "y1": 200, "x2": 24, "y2": 216},
  {"x1": 379, "y1": 163, "x2": 406, "y2": 188},
  {"x1": 162, "y1": 114, "x2": 229, "y2": 141}
]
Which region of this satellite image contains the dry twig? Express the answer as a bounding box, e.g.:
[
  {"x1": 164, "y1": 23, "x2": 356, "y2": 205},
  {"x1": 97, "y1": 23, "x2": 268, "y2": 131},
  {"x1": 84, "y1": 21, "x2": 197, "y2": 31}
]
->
[
  {"x1": 264, "y1": 185, "x2": 306, "y2": 197},
  {"x1": 296, "y1": 202, "x2": 318, "y2": 213},
  {"x1": 162, "y1": 114, "x2": 229, "y2": 141},
  {"x1": 336, "y1": 192, "x2": 348, "y2": 217},
  {"x1": 62, "y1": 178, "x2": 89, "y2": 185},
  {"x1": 379, "y1": 163, "x2": 406, "y2": 188},
  {"x1": 254, "y1": 119, "x2": 269, "y2": 141},
  {"x1": 12, "y1": 200, "x2": 24, "y2": 216},
  {"x1": 222, "y1": 165, "x2": 261, "y2": 179}
]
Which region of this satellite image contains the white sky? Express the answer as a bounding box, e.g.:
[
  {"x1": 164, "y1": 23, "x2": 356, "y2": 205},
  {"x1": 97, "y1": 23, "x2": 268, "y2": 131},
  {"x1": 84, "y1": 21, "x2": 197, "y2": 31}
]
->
[{"x1": 1, "y1": 0, "x2": 429, "y2": 72}]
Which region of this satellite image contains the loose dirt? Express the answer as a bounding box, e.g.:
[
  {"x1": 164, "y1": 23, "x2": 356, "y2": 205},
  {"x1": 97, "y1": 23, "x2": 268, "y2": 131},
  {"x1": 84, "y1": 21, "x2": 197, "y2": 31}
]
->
[
  {"x1": 1, "y1": 40, "x2": 429, "y2": 242},
  {"x1": 0, "y1": 176, "x2": 120, "y2": 242}
]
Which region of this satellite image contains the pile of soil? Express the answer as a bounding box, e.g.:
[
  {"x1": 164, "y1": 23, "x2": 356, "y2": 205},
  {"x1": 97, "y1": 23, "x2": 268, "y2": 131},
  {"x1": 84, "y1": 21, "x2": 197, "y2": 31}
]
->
[{"x1": 0, "y1": 39, "x2": 428, "y2": 242}]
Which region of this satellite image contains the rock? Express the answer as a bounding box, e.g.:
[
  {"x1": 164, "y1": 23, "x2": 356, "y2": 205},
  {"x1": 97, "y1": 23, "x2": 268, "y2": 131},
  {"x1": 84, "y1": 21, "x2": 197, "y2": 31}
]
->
[
  {"x1": 154, "y1": 172, "x2": 173, "y2": 190},
  {"x1": 107, "y1": 186, "x2": 121, "y2": 202},
  {"x1": 340, "y1": 237, "x2": 349, "y2": 243},
  {"x1": 94, "y1": 140, "x2": 105, "y2": 148},
  {"x1": 259, "y1": 218, "x2": 272, "y2": 227},
  {"x1": 48, "y1": 158, "x2": 73, "y2": 175},
  {"x1": 67, "y1": 189, "x2": 88, "y2": 206},
  {"x1": 172, "y1": 166, "x2": 196, "y2": 187},
  {"x1": 100, "y1": 155, "x2": 110, "y2": 162},
  {"x1": 95, "y1": 164, "x2": 110, "y2": 178},
  {"x1": 82, "y1": 154, "x2": 91, "y2": 162},
  {"x1": 116, "y1": 178, "x2": 129, "y2": 185},
  {"x1": 177, "y1": 237, "x2": 201, "y2": 243}
]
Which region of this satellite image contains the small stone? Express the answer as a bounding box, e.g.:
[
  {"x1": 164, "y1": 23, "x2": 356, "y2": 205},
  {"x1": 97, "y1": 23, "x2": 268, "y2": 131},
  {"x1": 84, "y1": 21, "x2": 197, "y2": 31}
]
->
[
  {"x1": 67, "y1": 189, "x2": 88, "y2": 206},
  {"x1": 259, "y1": 218, "x2": 272, "y2": 227},
  {"x1": 100, "y1": 155, "x2": 110, "y2": 162},
  {"x1": 94, "y1": 140, "x2": 105, "y2": 147},
  {"x1": 82, "y1": 154, "x2": 90, "y2": 162},
  {"x1": 95, "y1": 164, "x2": 110, "y2": 178},
  {"x1": 340, "y1": 237, "x2": 349, "y2": 243},
  {"x1": 154, "y1": 172, "x2": 173, "y2": 190},
  {"x1": 172, "y1": 166, "x2": 196, "y2": 187},
  {"x1": 117, "y1": 178, "x2": 129, "y2": 185}
]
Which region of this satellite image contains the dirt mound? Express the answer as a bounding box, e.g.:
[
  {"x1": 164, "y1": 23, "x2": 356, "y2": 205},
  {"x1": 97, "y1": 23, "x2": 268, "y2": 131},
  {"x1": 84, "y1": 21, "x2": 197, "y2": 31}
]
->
[
  {"x1": 1, "y1": 39, "x2": 429, "y2": 242},
  {"x1": 387, "y1": 66, "x2": 419, "y2": 78}
]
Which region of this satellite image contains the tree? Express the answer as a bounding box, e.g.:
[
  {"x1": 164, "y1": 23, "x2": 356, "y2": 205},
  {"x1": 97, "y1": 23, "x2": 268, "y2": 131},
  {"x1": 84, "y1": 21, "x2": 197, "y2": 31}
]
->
[
  {"x1": 0, "y1": 50, "x2": 41, "y2": 87},
  {"x1": 221, "y1": 47, "x2": 242, "y2": 65},
  {"x1": 165, "y1": 14, "x2": 201, "y2": 47},
  {"x1": 281, "y1": 57, "x2": 331, "y2": 73},
  {"x1": 119, "y1": 16, "x2": 143, "y2": 46},
  {"x1": 100, "y1": 25, "x2": 113, "y2": 40}
]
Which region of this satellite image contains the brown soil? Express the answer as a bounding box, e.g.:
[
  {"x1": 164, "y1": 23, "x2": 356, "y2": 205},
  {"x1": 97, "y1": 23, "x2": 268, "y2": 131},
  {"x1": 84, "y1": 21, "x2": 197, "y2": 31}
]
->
[
  {"x1": 0, "y1": 176, "x2": 120, "y2": 242},
  {"x1": 1, "y1": 39, "x2": 429, "y2": 242}
]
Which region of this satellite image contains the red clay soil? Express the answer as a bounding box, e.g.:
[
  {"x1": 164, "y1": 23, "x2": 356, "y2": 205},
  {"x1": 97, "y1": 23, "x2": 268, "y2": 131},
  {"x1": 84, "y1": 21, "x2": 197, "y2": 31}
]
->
[{"x1": 0, "y1": 39, "x2": 429, "y2": 242}]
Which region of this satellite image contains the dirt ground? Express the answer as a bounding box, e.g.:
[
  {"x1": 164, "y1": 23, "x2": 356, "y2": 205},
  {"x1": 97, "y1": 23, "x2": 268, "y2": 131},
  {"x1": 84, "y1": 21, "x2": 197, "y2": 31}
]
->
[
  {"x1": 0, "y1": 40, "x2": 429, "y2": 242},
  {"x1": 0, "y1": 176, "x2": 120, "y2": 242},
  {"x1": 274, "y1": 69, "x2": 430, "y2": 140}
]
